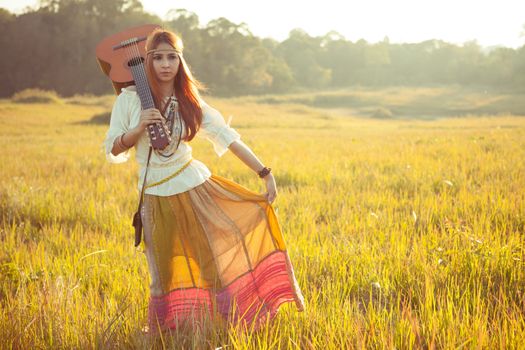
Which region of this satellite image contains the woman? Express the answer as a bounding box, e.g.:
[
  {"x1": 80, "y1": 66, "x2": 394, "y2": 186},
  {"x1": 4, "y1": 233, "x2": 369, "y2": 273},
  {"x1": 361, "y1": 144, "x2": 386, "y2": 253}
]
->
[{"x1": 103, "y1": 28, "x2": 304, "y2": 332}]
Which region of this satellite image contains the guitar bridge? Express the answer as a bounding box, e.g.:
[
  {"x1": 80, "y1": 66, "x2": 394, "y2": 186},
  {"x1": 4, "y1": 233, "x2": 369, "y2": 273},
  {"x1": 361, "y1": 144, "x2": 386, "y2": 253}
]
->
[{"x1": 112, "y1": 36, "x2": 148, "y2": 50}]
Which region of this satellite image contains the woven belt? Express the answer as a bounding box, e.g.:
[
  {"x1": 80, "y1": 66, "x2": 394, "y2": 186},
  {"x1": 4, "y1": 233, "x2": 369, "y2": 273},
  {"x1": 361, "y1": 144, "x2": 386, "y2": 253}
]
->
[{"x1": 144, "y1": 158, "x2": 193, "y2": 189}]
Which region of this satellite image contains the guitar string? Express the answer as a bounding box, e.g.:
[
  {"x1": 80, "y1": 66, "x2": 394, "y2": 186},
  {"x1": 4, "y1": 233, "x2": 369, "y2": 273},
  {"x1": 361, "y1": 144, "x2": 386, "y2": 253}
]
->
[
  {"x1": 131, "y1": 40, "x2": 168, "y2": 150},
  {"x1": 125, "y1": 40, "x2": 150, "y2": 108},
  {"x1": 124, "y1": 42, "x2": 148, "y2": 107},
  {"x1": 131, "y1": 41, "x2": 154, "y2": 108},
  {"x1": 121, "y1": 39, "x2": 180, "y2": 159},
  {"x1": 139, "y1": 42, "x2": 156, "y2": 109},
  {"x1": 129, "y1": 40, "x2": 158, "y2": 142},
  {"x1": 131, "y1": 40, "x2": 177, "y2": 158},
  {"x1": 123, "y1": 41, "x2": 158, "y2": 150}
]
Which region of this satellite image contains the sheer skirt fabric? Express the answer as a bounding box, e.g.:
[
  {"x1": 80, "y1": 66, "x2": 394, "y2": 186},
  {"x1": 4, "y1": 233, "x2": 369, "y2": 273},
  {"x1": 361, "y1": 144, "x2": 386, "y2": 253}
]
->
[{"x1": 141, "y1": 174, "x2": 305, "y2": 331}]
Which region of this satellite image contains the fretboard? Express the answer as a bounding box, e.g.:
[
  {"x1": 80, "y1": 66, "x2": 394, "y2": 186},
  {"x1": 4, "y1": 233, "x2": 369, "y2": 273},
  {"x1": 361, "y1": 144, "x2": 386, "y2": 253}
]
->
[{"x1": 129, "y1": 62, "x2": 155, "y2": 109}]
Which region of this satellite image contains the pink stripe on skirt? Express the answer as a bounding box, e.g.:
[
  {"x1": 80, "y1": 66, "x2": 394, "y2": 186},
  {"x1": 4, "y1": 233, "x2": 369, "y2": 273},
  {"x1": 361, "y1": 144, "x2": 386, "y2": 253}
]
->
[{"x1": 148, "y1": 250, "x2": 303, "y2": 331}]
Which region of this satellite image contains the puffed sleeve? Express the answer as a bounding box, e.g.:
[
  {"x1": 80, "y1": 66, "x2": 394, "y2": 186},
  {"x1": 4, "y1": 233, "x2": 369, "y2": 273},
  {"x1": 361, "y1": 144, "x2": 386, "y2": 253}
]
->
[
  {"x1": 102, "y1": 92, "x2": 132, "y2": 163},
  {"x1": 198, "y1": 100, "x2": 241, "y2": 157}
]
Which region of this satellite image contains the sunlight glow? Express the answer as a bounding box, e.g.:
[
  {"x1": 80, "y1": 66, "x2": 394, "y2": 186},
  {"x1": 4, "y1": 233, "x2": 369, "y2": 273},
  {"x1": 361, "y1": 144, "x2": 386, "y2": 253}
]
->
[{"x1": 1, "y1": 0, "x2": 524, "y2": 47}]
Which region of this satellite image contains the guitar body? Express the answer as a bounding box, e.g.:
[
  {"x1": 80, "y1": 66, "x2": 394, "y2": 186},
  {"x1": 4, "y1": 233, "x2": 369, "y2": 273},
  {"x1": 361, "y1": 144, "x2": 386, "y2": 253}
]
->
[
  {"x1": 95, "y1": 24, "x2": 171, "y2": 150},
  {"x1": 96, "y1": 24, "x2": 159, "y2": 94}
]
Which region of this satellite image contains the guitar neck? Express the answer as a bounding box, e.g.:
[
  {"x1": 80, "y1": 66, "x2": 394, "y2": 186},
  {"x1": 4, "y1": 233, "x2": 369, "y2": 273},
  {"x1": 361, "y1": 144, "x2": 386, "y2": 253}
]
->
[
  {"x1": 129, "y1": 64, "x2": 155, "y2": 110},
  {"x1": 97, "y1": 26, "x2": 171, "y2": 150},
  {"x1": 127, "y1": 55, "x2": 170, "y2": 150}
]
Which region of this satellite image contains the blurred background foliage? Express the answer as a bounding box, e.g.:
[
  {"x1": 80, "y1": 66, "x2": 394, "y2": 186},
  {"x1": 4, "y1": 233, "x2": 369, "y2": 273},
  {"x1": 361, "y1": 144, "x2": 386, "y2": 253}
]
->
[{"x1": 1, "y1": 0, "x2": 524, "y2": 97}]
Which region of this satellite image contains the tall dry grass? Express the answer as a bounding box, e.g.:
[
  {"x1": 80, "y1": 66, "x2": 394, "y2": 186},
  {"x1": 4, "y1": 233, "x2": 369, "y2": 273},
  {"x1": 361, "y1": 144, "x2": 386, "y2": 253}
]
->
[{"x1": 0, "y1": 88, "x2": 524, "y2": 348}]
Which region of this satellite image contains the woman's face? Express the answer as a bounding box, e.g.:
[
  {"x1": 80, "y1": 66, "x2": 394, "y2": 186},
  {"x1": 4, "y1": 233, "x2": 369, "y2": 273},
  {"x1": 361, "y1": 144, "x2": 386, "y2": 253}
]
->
[{"x1": 151, "y1": 42, "x2": 180, "y2": 83}]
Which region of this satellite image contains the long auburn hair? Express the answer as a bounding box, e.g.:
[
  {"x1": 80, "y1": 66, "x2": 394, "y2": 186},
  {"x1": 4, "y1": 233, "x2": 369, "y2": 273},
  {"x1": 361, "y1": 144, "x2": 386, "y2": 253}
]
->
[{"x1": 145, "y1": 29, "x2": 203, "y2": 141}]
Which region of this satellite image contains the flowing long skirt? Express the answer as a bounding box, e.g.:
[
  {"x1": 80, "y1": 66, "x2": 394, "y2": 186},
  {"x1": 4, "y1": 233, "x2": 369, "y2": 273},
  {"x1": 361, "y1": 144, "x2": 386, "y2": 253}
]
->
[{"x1": 141, "y1": 174, "x2": 305, "y2": 332}]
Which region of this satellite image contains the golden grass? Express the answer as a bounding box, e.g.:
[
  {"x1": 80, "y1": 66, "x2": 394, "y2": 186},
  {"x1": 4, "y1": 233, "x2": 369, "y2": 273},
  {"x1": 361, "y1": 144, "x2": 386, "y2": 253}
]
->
[
  {"x1": 11, "y1": 89, "x2": 63, "y2": 104},
  {"x1": 1, "y1": 88, "x2": 524, "y2": 348},
  {"x1": 252, "y1": 85, "x2": 525, "y2": 120}
]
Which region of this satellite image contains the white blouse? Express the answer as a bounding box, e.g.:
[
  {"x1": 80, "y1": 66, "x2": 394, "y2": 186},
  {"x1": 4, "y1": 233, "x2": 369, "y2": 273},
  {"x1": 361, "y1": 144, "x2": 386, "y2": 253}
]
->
[{"x1": 102, "y1": 86, "x2": 241, "y2": 196}]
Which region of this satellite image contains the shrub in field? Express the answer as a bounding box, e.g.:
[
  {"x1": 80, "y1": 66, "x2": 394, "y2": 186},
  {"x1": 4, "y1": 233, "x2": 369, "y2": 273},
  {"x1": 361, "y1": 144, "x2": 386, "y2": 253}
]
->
[
  {"x1": 66, "y1": 94, "x2": 115, "y2": 108},
  {"x1": 85, "y1": 111, "x2": 111, "y2": 125},
  {"x1": 372, "y1": 106, "x2": 394, "y2": 119},
  {"x1": 11, "y1": 88, "x2": 62, "y2": 104}
]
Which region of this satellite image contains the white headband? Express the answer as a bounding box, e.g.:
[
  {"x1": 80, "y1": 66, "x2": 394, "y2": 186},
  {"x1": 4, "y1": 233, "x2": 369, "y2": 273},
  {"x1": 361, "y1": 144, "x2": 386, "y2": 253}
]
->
[{"x1": 146, "y1": 48, "x2": 182, "y2": 55}]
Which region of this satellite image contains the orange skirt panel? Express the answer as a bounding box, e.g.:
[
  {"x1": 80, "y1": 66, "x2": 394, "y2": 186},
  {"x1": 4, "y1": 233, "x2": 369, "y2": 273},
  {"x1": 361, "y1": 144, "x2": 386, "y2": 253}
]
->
[{"x1": 141, "y1": 174, "x2": 305, "y2": 331}]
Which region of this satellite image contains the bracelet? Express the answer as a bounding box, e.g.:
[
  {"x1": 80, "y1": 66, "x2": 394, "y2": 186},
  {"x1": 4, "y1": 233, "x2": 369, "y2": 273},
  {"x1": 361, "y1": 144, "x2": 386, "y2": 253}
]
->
[
  {"x1": 117, "y1": 133, "x2": 131, "y2": 149},
  {"x1": 257, "y1": 166, "x2": 271, "y2": 178}
]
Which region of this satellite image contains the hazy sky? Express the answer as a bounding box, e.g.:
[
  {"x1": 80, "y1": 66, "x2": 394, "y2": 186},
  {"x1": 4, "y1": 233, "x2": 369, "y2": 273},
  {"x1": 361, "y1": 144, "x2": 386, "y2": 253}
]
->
[{"x1": 2, "y1": 0, "x2": 524, "y2": 48}]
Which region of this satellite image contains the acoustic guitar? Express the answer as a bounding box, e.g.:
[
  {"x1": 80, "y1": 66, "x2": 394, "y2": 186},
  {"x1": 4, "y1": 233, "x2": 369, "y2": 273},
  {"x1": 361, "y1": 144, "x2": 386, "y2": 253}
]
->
[{"x1": 95, "y1": 24, "x2": 171, "y2": 150}]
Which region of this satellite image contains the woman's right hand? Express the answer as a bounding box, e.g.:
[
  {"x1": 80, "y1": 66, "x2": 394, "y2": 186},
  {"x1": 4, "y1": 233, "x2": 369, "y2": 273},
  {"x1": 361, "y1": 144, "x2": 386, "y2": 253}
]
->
[{"x1": 139, "y1": 108, "x2": 165, "y2": 131}]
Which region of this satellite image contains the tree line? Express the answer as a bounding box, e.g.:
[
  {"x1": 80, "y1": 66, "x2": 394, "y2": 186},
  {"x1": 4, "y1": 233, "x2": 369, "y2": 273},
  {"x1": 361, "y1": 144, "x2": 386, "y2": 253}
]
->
[{"x1": 1, "y1": 0, "x2": 524, "y2": 97}]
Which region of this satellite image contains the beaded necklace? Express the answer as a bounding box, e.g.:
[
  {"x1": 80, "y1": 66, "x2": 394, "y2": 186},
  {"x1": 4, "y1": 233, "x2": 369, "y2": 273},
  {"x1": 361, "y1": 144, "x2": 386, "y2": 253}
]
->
[{"x1": 155, "y1": 96, "x2": 183, "y2": 159}]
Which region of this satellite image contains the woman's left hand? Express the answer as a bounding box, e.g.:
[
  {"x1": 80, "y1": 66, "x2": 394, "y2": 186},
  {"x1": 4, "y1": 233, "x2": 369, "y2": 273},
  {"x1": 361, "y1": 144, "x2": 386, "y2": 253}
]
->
[{"x1": 263, "y1": 173, "x2": 278, "y2": 204}]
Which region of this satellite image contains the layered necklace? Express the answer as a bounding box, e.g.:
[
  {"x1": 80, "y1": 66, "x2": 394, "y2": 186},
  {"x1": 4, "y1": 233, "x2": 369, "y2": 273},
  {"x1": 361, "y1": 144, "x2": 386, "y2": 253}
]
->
[{"x1": 155, "y1": 95, "x2": 183, "y2": 159}]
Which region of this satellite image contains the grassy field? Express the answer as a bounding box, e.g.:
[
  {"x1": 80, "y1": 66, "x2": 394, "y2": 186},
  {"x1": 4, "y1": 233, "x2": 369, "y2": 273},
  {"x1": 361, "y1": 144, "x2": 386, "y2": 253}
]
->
[{"x1": 0, "y1": 87, "x2": 524, "y2": 349}]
